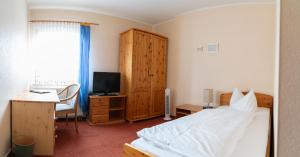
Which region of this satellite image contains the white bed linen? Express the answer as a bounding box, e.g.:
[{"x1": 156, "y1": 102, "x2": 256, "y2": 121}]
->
[
  {"x1": 132, "y1": 107, "x2": 270, "y2": 157},
  {"x1": 231, "y1": 107, "x2": 270, "y2": 157},
  {"x1": 136, "y1": 108, "x2": 255, "y2": 157}
]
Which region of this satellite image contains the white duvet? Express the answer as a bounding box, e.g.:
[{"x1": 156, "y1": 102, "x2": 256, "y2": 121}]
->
[{"x1": 137, "y1": 108, "x2": 255, "y2": 157}]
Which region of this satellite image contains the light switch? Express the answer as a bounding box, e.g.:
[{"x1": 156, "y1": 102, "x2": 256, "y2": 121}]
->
[{"x1": 197, "y1": 45, "x2": 204, "y2": 52}]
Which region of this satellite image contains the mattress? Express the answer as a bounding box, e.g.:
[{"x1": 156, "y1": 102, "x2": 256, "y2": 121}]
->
[{"x1": 132, "y1": 107, "x2": 270, "y2": 157}]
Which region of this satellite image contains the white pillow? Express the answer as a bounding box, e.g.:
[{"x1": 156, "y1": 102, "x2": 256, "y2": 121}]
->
[
  {"x1": 230, "y1": 88, "x2": 244, "y2": 104},
  {"x1": 230, "y1": 90, "x2": 258, "y2": 112}
]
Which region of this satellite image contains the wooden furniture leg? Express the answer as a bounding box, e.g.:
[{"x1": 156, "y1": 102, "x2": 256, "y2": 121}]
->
[
  {"x1": 66, "y1": 114, "x2": 68, "y2": 126},
  {"x1": 75, "y1": 111, "x2": 78, "y2": 133},
  {"x1": 123, "y1": 143, "x2": 154, "y2": 157}
]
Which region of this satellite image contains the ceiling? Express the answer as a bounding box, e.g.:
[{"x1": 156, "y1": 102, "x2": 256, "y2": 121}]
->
[{"x1": 27, "y1": 0, "x2": 274, "y2": 25}]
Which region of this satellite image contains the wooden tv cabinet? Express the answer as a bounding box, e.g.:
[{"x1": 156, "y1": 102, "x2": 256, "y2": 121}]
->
[{"x1": 88, "y1": 95, "x2": 126, "y2": 125}]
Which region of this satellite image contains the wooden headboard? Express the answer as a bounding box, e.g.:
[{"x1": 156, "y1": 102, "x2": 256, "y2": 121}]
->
[{"x1": 220, "y1": 92, "x2": 273, "y2": 109}]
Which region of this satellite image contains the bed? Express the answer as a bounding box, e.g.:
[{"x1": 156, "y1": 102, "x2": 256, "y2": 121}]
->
[{"x1": 123, "y1": 92, "x2": 273, "y2": 157}]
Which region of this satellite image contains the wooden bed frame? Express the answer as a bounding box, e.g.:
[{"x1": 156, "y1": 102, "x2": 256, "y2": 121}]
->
[{"x1": 123, "y1": 92, "x2": 273, "y2": 157}]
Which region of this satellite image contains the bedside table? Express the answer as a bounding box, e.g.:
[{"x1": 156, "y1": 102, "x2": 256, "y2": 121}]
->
[{"x1": 176, "y1": 104, "x2": 202, "y2": 117}]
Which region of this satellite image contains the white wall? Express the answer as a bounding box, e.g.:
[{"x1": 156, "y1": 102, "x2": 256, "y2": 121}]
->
[
  {"x1": 0, "y1": 0, "x2": 29, "y2": 156},
  {"x1": 153, "y1": 3, "x2": 276, "y2": 113},
  {"x1": 29, "y1": 9, "x2": 152, "y2": 91}
]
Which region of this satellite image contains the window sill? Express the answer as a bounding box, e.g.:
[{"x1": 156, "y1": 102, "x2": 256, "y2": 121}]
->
[{"x1": 30, "y1": 84, "x2": 66, "y2": 90}]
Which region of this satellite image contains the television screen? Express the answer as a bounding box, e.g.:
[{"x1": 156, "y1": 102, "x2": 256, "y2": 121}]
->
[{"x1": 93, "y1": 72, "x2": 120, "y2": 94}]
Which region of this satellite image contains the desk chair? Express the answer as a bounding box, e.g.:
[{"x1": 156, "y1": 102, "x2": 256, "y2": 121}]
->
[{"x1": 56, "y1": 83, "x2": 80, "y2": 132}]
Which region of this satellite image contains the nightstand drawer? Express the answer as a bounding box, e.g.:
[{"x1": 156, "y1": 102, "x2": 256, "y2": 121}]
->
[
  {"x1": 176, "y1": 104, "x2": 202, "y2": 118},
  {"x1": 176, "y1": 108, "x2": 191, "y2": 115}
]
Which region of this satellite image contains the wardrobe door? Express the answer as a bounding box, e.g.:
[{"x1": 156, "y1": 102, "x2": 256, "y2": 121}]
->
[
  {"x1": 132, "y1": 31, "x2": 152, "y2": 120},
  {"x1": 150, "y1": 35, "x2": 167, "y2": 117},
  {"x1": 119, "y1": 30, "x2": 133, "y2": 94},
  {"x1": 119, "y1": 30, "x2": 134, "y2": 120}
]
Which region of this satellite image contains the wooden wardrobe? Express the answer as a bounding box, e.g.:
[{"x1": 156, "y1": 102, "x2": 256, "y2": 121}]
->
[{"x1": 119, "y1": 28, "x2": 168, "y2": 122}]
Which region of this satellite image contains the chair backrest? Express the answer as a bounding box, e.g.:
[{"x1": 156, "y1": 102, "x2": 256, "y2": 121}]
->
[{"x1": 60, "y1": 83, "x2": 80, "y2": 109}]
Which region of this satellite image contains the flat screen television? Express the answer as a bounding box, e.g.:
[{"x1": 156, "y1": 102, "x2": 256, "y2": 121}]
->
[{"x1": 93, "y1": 72, "x2": 120, "y2": 95}]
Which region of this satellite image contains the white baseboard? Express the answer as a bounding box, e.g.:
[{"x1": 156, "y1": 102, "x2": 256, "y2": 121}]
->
[{"x1": 5, "y1": 148, "x2": 11, "y2": 157}]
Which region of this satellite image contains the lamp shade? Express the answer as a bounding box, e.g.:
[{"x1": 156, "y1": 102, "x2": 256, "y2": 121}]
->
[{"x1": 203, "y1": 89, "x2": 213, "y2": 104}]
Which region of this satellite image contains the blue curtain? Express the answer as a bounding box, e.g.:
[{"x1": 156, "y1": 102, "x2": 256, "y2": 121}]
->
[{"x1": 79, "y1": 25, "x2": 90, "y2": 114}]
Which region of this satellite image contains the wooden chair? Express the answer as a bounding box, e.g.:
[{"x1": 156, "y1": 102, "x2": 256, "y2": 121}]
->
[{"x1": 55, "y1": 83, "x2": 80, "y2": 132}]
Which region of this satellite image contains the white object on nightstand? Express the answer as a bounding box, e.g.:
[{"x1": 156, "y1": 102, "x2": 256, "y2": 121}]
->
[{"x1": 203, "y1": 88, "x2": 214, "y2": 109}]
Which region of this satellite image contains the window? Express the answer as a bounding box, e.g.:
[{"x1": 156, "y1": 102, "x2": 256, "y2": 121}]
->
[{"x1": 29, "y1": 22, "x2": 80, "y2": 87}]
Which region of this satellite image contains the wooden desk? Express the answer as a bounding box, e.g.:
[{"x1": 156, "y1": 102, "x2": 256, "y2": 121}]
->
[{"x1": 11, "y1": 90, "x2": 59, "y2": 156}]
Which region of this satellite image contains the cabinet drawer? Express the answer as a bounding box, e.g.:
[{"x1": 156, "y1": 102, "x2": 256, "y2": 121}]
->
[
  {"x1": 90, "y1": 103, "x2": 109, "y2": 108},
  {"x1": 89, "y1": 115, "x2": 109, "y2": 124},
  {"x1": 90, "y1": 105, "x2": 108, "y2": 115},
  {"x1": 90, "y1": 98, "x2": 109, "y2": 107}
]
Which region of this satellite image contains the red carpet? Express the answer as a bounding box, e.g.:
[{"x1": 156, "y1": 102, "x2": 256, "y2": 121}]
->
[{"x1": 54, "y1": 118, "x2": 163, "y2": 157}]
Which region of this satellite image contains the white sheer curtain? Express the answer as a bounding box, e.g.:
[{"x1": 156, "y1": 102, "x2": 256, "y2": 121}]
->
[{"x1": 29, "y1": 22, "x2": 80, "y2": 87}]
